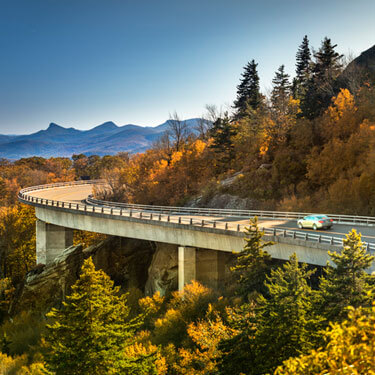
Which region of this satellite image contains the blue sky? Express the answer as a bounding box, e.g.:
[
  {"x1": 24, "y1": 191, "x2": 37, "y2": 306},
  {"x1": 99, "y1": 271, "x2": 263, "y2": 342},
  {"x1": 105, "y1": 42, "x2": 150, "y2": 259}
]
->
[{"x1": 0, "y1": 0, "x2": 374, "y2": 134}]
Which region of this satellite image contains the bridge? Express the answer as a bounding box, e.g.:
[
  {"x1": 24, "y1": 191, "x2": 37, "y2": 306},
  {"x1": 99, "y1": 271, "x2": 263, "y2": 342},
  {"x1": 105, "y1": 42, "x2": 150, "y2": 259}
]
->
[{"x1": 19, "y1": 181, "x2": 375, "y2": 290}]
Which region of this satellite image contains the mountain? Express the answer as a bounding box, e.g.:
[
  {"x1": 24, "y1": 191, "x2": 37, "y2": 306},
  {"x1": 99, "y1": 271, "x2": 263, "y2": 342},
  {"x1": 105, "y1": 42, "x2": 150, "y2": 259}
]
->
[
  {"x1": 341, "y1": 45, "x2": 375, "y2": 88},
  {"x1": 0, "y1": 118, "x2": 202, "y2": 159},
  {"x1": 349, "y1": 44, "x2": 375, "y2": 74}
]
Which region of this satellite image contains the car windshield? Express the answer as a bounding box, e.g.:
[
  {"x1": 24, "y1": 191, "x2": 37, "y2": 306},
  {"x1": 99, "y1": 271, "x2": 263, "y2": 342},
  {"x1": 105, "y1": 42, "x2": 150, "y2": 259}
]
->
[{"x1": 315, "y1": 215, "x2": 328, "y2": 219}]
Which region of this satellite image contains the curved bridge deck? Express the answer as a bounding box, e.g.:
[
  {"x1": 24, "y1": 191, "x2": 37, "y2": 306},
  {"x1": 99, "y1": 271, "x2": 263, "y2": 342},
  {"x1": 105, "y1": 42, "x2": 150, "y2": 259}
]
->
[{"x1": 18, "y1": 181, "x2": 375, "y2": 288}]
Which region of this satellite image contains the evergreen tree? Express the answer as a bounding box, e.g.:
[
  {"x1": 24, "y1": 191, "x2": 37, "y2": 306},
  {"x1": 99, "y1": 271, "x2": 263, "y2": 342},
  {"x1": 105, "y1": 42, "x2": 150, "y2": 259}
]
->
[
  {"x1": 318, "y1": 229, "x2": 374, "y2": 323},
  {"x1": 300, "y1": 37, "x2": 343, "y2": 119},
  {"x1": 231, "y1": 216, "x2": 274, "y2": 300},
  {"x1": 44, "y1": 257, "x2": 156, "y2": 375},
  {"x1": 296, "y1": 35, "x2": 311, "y2": 82},
  {"x1": 209, "y1": 113, "x2": 237, "y2": 172},
  {"x1": 313, "y1": 37, "x2": 343, "y2": 80},
  {"x1": 293, "y1": 35, "x2": 311, "y2": 99},
  {"x1": 271, "y1": 65, "x2": 291, "y2": 115},
  {"x1": 233, "y1": 60, "x2": 261, "y2": 119},
  {"x1": 253, "y1": 254, "x2": 321, "y2": 374}
]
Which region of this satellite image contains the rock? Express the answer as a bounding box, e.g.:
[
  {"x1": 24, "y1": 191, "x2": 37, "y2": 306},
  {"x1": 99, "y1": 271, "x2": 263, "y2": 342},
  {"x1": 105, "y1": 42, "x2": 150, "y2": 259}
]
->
[
  {"x1": 10, "y1": 237, "x2": 155, "y2": 315},
  {"x1": 189, "y1": 193, "x2": 254, "y2": 210},
  {"x1": 145, "y1": 243, "x2": 178, "y2": 296}
]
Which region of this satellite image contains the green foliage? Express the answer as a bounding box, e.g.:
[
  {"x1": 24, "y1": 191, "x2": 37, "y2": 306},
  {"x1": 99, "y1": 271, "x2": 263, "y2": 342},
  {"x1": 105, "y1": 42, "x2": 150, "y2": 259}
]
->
[
  {"x1": 231, "y1": 216, "x2": 274, "y2": 300},
  {"x1": 44, "y1": 257, "x2": 154, "y2": 375},
  {"x1": 234, "y1": 59, "x2": 262, "y2": 119},
  {"x1": 271, "y1": 65, "x2": 292, "y2": 115},
  {"x1": 301, "y1": 37, "x2": 343, "y2": 119},
  {"x1": 293, "y1": 35, "x2": 311, "y2": 99},
  {"x1": 0, "y1": 311, "x2": 46, "y2": 359},
  {"x1": 209, "y1": 113, "x2": 237, "y2": 173},
  {"x1": 318, "y1": 229, "x2": 374, "y2": 323},
  {"x1": 253, "y1": 254, "x2": 321, "y2": 374}
]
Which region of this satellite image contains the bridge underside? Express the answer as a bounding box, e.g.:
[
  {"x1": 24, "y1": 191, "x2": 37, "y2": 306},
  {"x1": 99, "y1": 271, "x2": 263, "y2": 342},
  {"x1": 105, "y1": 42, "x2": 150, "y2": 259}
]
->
[{"x1": 35, "y1": 206, "x2": 336, "y2": 290}]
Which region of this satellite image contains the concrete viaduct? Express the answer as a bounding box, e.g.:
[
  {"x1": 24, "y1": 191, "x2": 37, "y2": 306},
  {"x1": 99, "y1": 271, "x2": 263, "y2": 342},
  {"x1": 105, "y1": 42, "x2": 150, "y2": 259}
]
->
[{"x1": 19, "y1": 181, "x2": 375, "y2": 290}]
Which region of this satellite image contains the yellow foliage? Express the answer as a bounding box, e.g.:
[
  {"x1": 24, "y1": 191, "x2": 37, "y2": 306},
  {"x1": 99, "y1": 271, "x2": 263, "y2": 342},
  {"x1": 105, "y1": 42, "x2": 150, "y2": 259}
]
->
[
  {"x1": 0, "y1": 352, "x2": 49, "y2": 375},
  {"x1": 139, "y1": 291, "x2": 165, "y2": 315},
  {"x1": 275, "y1": 303, "x2": 375, "y2": 375},
  {"x1": 174, "y1": 313, "x2": 237, "y2": 375},
  {"x1": 328, "y1": 88, "x2": 356, "y2": 122}
]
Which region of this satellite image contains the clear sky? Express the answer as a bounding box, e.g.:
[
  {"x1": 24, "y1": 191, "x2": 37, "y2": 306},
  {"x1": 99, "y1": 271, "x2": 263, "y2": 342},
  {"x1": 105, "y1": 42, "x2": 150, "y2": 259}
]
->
[{"x1": 0, "y1": 0, "x2": 374, "y2": 134}]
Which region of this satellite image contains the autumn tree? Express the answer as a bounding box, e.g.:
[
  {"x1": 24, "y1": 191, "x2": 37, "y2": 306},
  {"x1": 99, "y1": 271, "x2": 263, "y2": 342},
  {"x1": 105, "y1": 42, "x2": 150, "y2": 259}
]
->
[
  {"x1": 0, "y1": 205, "x2": 36, "y2": 282},
  {"x1": 167, "y1": 112, "x2": 189, "y2": 152},
  {"x1": 275, "y1": 304, "x2": 375, "y2": 375},
  {"x1": 174, "y1": 310, "x2": 237, "y2": 375}
]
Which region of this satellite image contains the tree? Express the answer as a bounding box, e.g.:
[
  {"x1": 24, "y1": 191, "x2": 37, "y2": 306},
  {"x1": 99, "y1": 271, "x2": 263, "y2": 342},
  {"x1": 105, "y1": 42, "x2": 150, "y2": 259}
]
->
[
  {"x1": 271, "y1": 65, "x2": 292, "y2": 116},
  {"x1": 209, "y1": 113, "x2": 237, "y2": 172},
  {"x1": 296, "y1": 35, "x2": 311, "y2": 82},
  {"x1": 44, "y1": 257, "x2": 156, "y2": 375},
  {"x1": 0, "y1": 204, "x2": 36, "y2": 282},
  {"x1": 167, "y1": 112, "x2": 189, "y2": 152},
  {"x1": 317, "y1": 229, "x2": 374, "y2": 323},
  {"x1": 275, "y1": 304, "x2": 375, "y2": 375},
  {"x1": 230, "y1": 216, "x2": 274, "y2": 300},
  {"x1": 253, "y1": 254, "x2": 321, "y2": 374},
  {"x1": 293, "y1": 35, "x2": 311, "y2": 99},
  {"x1": 233, "y1": 60, "x2": 262, "y2": 119},
  {"x1": 301, "y1": 37, "x2": 343, "y2": 119},
  {"x1": 313, "y1": 37, "x2": 343, "y2": 81}
]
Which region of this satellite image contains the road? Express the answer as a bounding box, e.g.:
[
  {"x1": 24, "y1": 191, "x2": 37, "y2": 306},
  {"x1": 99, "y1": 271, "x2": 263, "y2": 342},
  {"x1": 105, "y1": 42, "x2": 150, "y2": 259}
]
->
[{"x1": 27, "y1": 184, "x2": 375, "y2": 247}]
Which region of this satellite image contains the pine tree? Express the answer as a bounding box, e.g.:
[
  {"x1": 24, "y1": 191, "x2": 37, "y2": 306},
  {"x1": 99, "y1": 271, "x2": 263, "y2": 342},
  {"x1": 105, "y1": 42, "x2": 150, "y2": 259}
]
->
[
  {"x1": 293, "y1": 35, "x2": 311, "y2": 99},
  {"x1": 253, "y1": 254, "x2": 321, "y2": 374},
  {"x1": 271, "y1": 65, "x2": 291, "y2": 115},
  {"x1": 318, "y1": 229, "x2": 374, "y2": 323},
  {"x1": 231, "y1": 216, "x2": 274, "y2": 300},
  {"x1": 44, "y1": 257, "x2": 156, "y2": 375},
  {"x1": 300, "y1": 37, "x2": 343, "y2": 119},
  {"x1": 233, "y1": 60, "x2": 261, "y2": 119},
  {"x1": 209, "y1": 113, "x2": 237, "y2": 172},
  {"x1": 296, "y1": 35, "x2": 311, "y2": 82},
  {"x1": 313, "y1": 37, "x2": 343, "y2": 80}
]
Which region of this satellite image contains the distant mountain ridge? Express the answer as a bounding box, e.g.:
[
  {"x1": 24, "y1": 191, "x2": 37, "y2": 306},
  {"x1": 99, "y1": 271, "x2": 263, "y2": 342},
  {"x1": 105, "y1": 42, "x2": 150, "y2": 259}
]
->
[{"x1": 0, "y1": 119, "x2": 202, "y2": 159}]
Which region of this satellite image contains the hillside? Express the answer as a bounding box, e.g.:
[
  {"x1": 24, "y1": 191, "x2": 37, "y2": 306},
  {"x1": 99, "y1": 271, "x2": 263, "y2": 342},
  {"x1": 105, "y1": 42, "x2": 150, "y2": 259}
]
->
[{"x1": 0, "y1": 118, "x2": 201, "y2": 159}]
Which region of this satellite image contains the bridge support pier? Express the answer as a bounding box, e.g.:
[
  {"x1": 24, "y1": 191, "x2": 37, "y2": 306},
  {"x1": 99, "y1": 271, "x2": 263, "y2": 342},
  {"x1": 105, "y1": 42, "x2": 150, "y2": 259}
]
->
[
  {"x1": 178, "y1": 247, "x2": 227, "y2": 291},
  {"x1": 196, "y1": 249, "x2": 226, "y2": 290},
  {"x1": 178, "y1": 246, "x2": 196, "y2": 291},
  {"x1": 36, "y1": 220, "x2": 73, "y2": 265}
]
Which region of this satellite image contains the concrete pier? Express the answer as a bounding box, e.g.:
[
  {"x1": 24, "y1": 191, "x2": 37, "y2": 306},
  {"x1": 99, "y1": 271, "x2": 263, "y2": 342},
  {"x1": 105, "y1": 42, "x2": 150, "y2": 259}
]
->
[
  {"x1": 36, "y1": 220, "x2": 73, "y2": 265},
  {"x1": 178, "y1": 246, "x2": 196, "y2": 291}
]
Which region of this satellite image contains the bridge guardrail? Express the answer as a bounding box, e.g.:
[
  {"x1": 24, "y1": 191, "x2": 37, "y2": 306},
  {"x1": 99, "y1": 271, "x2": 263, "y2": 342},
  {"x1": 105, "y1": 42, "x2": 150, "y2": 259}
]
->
[
  {"x1": 18, "y1": 181, "x2": 375, "y2": 253},
  {"x1": 85, "y1": 196, "x2": 375, "y2": 227}
]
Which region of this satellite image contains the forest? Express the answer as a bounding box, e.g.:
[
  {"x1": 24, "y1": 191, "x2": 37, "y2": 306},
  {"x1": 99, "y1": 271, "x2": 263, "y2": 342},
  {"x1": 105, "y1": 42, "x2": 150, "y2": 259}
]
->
[{"x1": 0, "y1": 35, "x2": 375, "y2": 373}]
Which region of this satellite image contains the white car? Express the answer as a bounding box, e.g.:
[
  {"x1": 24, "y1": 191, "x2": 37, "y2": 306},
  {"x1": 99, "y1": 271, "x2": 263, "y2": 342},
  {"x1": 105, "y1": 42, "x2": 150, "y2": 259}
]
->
[{"x1": 297, "y1": 215, "x2": 333, "y2": 230}]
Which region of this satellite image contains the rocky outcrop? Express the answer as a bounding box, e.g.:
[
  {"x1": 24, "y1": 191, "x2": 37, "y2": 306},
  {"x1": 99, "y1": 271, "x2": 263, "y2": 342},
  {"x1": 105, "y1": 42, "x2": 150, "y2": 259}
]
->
[
  {"x1": 188, "y1": 193, "x2": 255, "y2": 210},
  {"x1": 10, "y1": 237, "x2": 156, "y2": 315},
  {"x1": 145, "y1": 243, "x2": 178, "y2": 296}
]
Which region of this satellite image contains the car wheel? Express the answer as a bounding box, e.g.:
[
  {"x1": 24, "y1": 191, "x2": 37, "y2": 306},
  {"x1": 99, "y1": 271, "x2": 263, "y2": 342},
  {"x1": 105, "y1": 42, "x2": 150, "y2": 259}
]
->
[
  {"x1": 298, "y1": 222, "x2": 303, "y2": 229},
  {"x1": 312, "y1": 224, "x2": 317, "y2": 230}
]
